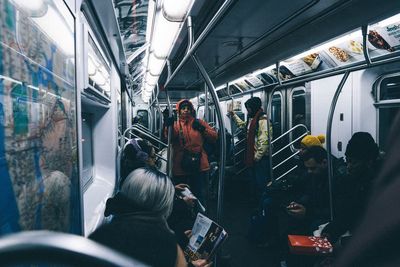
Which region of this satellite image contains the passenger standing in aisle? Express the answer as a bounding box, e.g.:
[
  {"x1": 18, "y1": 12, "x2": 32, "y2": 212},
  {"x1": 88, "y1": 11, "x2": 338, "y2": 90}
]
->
[
  {"x1": 165, "y1": 99, "x2": 218, "y2": 204},
  {"x1": 229, "y1": 97, "x2": 272, "y2": 201}
]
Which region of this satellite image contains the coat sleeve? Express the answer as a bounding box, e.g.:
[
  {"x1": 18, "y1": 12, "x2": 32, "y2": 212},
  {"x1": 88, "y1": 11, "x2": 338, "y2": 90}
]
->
[
  {"x1": 254, "y1": 117, "x2": 272, "y2": 161},
  {"x1": 232, "y1": 113, "x2": 246, "y2": 129},
  {"x1": 200, "y1": 120, "x2": 218, "y2": 143}
]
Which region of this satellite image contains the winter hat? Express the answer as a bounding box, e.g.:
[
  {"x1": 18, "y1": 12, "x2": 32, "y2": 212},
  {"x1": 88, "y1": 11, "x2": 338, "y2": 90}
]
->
[{"x1": 301, "y1": 134, "x2": 325, "y2": 148}]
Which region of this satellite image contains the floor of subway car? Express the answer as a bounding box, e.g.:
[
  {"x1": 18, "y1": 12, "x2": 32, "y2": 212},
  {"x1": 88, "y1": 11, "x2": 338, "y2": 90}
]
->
[{"x1": 208, "y1": 174, "x2": 281, "y2": 267}]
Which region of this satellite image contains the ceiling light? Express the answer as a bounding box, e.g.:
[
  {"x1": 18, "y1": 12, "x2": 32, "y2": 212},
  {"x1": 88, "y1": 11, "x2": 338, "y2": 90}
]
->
[
  {"x1": 148, "y1": 53, "x2": 165, "y2": 76},
  {"x1": 151, "y1": 13, "x2": 182, "y2": 59},
  {"x1": 162, "y1": 0, "x2": 194, "y2": 22},
  {"x1": 145, "y1": 72, "x2": 159, "y2": 86}
]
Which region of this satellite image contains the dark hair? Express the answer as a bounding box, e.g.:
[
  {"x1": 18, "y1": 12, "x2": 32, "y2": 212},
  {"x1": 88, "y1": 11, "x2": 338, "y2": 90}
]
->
[
  {"x1": 301, "y1": 145, "x2": 328, "y2": 163},
  {"x1": 345, "y1": 132, "x2": 379, "y2": 161},
  {"x1": 120, "y1": 139, "x2": 154, "y2": 185},
  {"x1": 244, "y1": 97, "x2": 262, "y2": 111}
]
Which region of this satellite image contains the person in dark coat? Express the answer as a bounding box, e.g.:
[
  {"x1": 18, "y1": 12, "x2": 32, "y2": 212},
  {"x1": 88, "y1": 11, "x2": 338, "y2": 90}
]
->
[
  {"x1": 334, "y1": 112, "x2": 400, "y2": 267},
  {"x1": 322, "y1": 132, "x2": 380, "y2": 244},
  {"x1": 286, "y1": 146, "x2": 346, "y2": 234}
]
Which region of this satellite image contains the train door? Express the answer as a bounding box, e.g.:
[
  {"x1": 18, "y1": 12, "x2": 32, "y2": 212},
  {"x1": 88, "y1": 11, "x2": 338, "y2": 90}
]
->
[
  {"x1": 310, "y1": 75, "x2": 353, "y2": 158},
  {"x1": 271, "y1": 91, "x2": 283, "y2": 139},
  {"x1": 375, "y1": 73, "x2": 400, "y2": 150},
  {"x1": 289, "y1": 87, "x2": 308, "y2": 149}
]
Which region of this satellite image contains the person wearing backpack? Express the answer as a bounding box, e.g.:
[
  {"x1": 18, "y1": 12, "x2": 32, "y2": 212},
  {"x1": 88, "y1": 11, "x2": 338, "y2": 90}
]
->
[
  {"x1": 165, "y1": 99, "x2": 218, "y2": 204},
  {"x1": 229, "y1": 96, "x2": 272, "y2": 202}
]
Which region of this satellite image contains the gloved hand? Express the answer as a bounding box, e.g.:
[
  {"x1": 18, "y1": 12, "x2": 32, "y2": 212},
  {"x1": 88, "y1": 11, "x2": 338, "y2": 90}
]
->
[
  {"x1": 165, "y1": 116, "x2": 175, "y2": 127},
  {"x1": 192, "y1": 119, "x2": 206, "y2": 132}
]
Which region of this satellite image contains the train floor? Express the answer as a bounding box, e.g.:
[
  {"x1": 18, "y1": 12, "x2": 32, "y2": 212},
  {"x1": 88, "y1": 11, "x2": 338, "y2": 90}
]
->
[{"x1": 208, "y1": 173, "x2": 282, "y2": 267}]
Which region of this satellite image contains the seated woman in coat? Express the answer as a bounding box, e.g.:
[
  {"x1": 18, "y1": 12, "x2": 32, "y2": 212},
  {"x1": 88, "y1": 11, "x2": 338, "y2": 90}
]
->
[{"x1": 89, "y1": 167, "x2": 211, "y2": 267}]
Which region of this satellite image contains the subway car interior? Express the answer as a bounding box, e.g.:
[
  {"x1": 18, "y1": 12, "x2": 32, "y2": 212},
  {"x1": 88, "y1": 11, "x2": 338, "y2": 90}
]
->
[{"x1": 1, "y1": 0, "x2": 400, "y2": 266}]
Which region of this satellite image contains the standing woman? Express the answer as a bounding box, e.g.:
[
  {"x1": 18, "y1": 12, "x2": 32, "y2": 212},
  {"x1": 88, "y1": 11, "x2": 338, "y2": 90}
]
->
[{"x1": 165, "y1": 99, "x2": 218, "y2": 204}]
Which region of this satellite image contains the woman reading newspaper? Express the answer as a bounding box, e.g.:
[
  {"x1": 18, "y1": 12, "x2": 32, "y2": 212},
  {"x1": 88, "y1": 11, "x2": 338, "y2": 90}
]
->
[{"x1": 89, "y1": 168, "x2": 212, "y2": 267}]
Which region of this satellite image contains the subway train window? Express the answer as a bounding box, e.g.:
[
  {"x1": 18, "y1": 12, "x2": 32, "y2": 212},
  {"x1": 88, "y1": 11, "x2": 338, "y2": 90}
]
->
[
  {"x1": 377, "y1": 74, "x2": 400, "y2": 147},
  {"x1": 271, "y1": 92, "x2": 282, "y2": 138},
  {"x1": 87, "y1": 34, "x2": 111, "y2": 101},
  {"x1": 291, "y1": 88, "x2": 306, "y2": 148},
  {"x1": 81, "y1": 113, "x2": 94, "y2": 192},
  {"x1": 291, "y1": 88, "x2": 306, "y2": 128},
  {"x1": 379, "y1": 75, "x2": 400, "y2": 101},
  {"x1": 137, "y1": 109, "x2": 149, "y2": 128},
  {"x1": 0, "y1": 0, "x2": 80, "y2": 234}
]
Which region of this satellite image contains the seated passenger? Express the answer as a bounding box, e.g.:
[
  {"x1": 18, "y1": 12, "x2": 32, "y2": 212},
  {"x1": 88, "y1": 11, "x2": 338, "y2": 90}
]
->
[
  {"x1": 89, "y1": 168, "x2": 182, "y2": 267},
  {"x1": 322, "y1": 132, "x2": 380, "y2": 243},
  {"x1": 89, "y1": 168, "x2": 211, "y2": 267},
  {"x1": 120, "y1": 138, "x2": 156, "y2": 186},
  {"x1": 300, "y1": 134, "x2": 325, "y2": 150},
  {"x1": 286, "y1": 146, "x2": 346, "y2": 234},
  {"x1": 335, "y1": 114, "x2": 400, "y2": 266}
]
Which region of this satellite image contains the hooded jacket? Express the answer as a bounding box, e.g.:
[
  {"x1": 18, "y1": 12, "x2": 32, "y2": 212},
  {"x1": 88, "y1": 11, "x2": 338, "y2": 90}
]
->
[{"x1": 167, "y1": 99, "x2": 218, "y2": 176}]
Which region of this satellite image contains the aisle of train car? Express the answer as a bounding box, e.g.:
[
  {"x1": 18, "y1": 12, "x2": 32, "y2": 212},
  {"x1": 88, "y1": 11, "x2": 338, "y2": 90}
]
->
[{"x1": 221, "y1": 175, "x2": 280, "y2": 267}]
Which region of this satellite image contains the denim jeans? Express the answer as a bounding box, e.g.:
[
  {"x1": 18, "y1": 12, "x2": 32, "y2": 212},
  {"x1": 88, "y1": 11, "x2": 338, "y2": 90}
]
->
[{"x1": 253, "y1": 156, "x2": 271, "y2": 200}]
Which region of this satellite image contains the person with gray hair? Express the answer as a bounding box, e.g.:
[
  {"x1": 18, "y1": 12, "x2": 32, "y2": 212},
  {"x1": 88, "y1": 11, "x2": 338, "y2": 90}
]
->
[
  {"x1": 89, "y1": 168, "x2": 212, "y2": 267},
  {"x1": 89, "y1": 167, "x2": 185, "y2": 267}
]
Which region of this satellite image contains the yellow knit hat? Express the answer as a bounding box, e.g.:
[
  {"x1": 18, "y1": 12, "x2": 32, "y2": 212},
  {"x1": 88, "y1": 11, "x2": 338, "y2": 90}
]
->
[{"x1": 301, "y1": 134, "x2": 325, "y2": 148}]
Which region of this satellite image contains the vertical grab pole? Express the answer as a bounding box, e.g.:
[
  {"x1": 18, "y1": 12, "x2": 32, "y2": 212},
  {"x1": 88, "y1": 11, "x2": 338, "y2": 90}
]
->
[
  {"x1": 192, "y1": 55, "x2": 226, "y2": 225},
  {"x1": 326, "y1": 71, "x2": 350, "y2": 221},
  {"x1": 266, "y1": 86, "x2": 277, "y2": 182},
  {"x1": 362, "y1": 25, "x2": 372, "y2": 66},
  {"x1": 186, "y1": 16, "x2": 225, "y2": 224},
  {"x1": 204, "y1": 83, "x2": 209, "y2": 121},
  {"x1": 155, "y1": 84, "x2": 162, "y2": 141},
  {"x1": 166, "y1": 89, "x2": 173, "y2": 179}
]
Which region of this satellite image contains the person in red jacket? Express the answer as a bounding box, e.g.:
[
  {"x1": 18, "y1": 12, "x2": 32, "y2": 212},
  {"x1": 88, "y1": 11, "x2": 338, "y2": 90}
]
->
[{"x1": 165, "y1": 99, "x2": 218, "y2": 204}]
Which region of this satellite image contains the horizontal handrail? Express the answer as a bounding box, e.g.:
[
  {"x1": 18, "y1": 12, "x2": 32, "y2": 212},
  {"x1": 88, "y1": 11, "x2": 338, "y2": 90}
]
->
[
  {"x1": 275, "y1": 165, "x2": 298, "y2": 181},
  {"x1": 273, "y1": 150, "x2": 300, "y2": 170},
  {"x1": 234, "y1": 138, "x2": 246, "y2": 146},
  {"x1": 132, "y1": 123, "x2": 154, "y2": 136},
  {"x1": 271, "y1": 124, "x2": 308, "y2": 144},
  {"x1": 129, "y1": 127, "x2": 168, "y2": 148},
  {"x1": 234, "y1": 149, "x2": 245, "y2": 157},
  {"x1": 272, "y1": 132, "x2": 308, "y2": 157}
]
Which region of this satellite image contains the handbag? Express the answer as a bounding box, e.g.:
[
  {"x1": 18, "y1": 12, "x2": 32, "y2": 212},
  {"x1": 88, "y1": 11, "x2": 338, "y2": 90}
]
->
[{"x1": 179, "y1": 122, "x2": 201, "y2": 172}]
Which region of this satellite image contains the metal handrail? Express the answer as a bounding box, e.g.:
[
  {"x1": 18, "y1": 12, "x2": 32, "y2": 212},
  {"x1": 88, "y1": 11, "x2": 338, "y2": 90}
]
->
[
  {"x1": 271, "y1": 124, "x2": 308, "y2": 145},
  {"x1": 275, "y1": 165, "x2": 298, "y2": 181},
  {"x1": 326, "y1": 71, "x2": 350, "y2": 221},
  {"x1": 268, "y1": 124, "x2": 309, "y2": 181},
  {"x1": 122, "y1": 125, "x2": 167, "y2": 149},
  {"x1": 272, "y1": 131, "x2": 308, "y2": 157},
  {"x1": 132, "y1": 123, "x2": 157, "y2": 137},
  {"x1": 0, "y1": 231, "x2": 148, "y2": 267},
  {"x1": 273, "y1": 150, "x2": 300, "y2": 170}
]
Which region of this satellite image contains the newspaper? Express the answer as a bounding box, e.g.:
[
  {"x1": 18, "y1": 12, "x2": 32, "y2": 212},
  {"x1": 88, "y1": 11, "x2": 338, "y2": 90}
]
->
[{"x1": 184, "y1": 213, "x2": 228, "y2": 261}]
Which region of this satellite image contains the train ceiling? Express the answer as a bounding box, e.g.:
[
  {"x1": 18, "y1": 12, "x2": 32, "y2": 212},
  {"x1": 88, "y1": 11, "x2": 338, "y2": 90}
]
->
[{"x1": 116, "y1": 0, "x2": 400, "y2": 102}]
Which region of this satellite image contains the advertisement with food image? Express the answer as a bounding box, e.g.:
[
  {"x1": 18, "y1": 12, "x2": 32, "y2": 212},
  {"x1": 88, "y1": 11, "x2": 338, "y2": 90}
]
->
[{"x1": 368, "y1": 23, "x2": 400, "y2": 54}]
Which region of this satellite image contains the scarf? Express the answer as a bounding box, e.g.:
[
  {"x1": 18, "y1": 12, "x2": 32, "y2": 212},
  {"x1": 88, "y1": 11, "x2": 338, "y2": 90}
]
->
[{"x1": 245, "y1": 109, "x2": 264, "y2": 167}]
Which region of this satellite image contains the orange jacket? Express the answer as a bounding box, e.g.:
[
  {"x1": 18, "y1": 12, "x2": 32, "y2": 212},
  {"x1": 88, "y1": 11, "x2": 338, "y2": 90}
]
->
[{"x1": 166, "y1": 100, "x2": 218, "y2": 176}]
